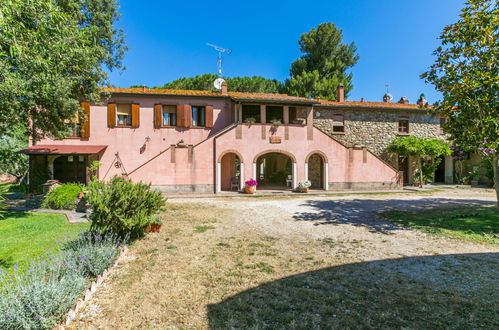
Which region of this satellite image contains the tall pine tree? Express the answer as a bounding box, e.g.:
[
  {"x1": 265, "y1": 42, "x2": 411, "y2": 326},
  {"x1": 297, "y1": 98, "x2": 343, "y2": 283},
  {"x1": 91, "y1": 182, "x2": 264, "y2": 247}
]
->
[{"x1": 286, "y1": 23, "x2": 359, "y2": 100}]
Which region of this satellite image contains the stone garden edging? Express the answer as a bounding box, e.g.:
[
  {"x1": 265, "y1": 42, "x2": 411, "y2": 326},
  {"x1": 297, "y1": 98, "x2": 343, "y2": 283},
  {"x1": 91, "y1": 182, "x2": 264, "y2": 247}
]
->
[{"x1": 57, "y1": 246, "x2": 131, "y2": 329}]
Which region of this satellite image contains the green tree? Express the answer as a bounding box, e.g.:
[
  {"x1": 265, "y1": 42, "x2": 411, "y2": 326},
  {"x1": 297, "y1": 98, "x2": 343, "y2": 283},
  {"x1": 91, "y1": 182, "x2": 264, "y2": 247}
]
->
[
  {"x1": 156, "y1": 74, "x2": 285, "y2": 93},
  {"x1": 0, "y1": 125, "x2": 28, "y2": 182},
  {"x1": 286, "y1": 22, "x2": 359, "y2": 100},
  {"x1": 0, "y1": 0, "x2": 126, "y2": 140},
  {"x1": 421, "y1": 0, "x2": 498, "y2": 206},
  {"x1": 387, "y1": 136, "x2": 451, "y2": 186}
]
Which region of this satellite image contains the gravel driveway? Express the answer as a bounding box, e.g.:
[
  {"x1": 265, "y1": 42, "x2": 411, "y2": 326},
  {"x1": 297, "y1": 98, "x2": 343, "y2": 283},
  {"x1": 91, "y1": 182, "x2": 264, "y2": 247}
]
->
[
  {"x1": 175, "y1": 188, "x2": 498, "y2": 261},
  {"x1": 72, "y1": 188, "x2": 498, "y2": 328}
]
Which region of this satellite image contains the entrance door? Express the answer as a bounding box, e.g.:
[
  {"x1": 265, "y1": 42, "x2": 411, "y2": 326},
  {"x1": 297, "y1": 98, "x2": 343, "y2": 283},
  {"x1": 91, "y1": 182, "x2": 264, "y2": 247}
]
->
[
  {"x1": 434, "y1": 156, "x2": 445, "y2": 183},
  {"x1": 308, "y1": 154, "x2": 324, "y2": 189},
  {"x1": 53, "y1": 155, "x2": 87, "y2": 184},
  {"x1": 398, "y1": 156, "x2": 409, "y2": 185}
]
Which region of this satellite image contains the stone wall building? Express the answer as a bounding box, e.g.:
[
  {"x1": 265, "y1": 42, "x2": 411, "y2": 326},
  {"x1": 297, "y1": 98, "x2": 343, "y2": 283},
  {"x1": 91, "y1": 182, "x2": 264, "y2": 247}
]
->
[{"x1": 313, "y1": 86, "x2": 454, "y2": 184}]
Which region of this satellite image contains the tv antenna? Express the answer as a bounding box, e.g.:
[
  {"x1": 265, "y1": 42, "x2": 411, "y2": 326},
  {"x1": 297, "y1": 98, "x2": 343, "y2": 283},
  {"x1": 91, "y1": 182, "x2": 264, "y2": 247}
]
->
[
  {"x1": 384, "y1": 83, "x2": 393, "y2": 101},
  {"x1": 206, "y1": 43, "x2": 232, "y2": 77}
]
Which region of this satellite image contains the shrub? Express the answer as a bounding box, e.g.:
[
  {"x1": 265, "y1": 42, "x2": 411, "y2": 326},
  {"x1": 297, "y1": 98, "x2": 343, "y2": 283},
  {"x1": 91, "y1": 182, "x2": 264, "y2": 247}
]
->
[
  {"x1": 0, "y1": 229, "x2": 125, "y2": 329},
  {"x1": 62, "y1": 230, "x2": 127, "y2": 277},
  {"x1": 87, "y1": 177, "x2": 165, "y2": 237},
  {"x1": 41, "y1": 184, "x2": 83, "y2": 210},
  {"x1": 0, "y1": 257, "x2": 87, "y2": 329}
]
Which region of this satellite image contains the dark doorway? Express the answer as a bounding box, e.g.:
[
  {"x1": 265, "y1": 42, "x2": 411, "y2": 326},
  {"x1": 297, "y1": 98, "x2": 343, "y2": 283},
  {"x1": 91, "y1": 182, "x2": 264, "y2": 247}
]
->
[
  {"x1": 434, "y1": 156, "x2": 445, "y2": 183},
  {"x1": 53, "y1": 155, "x2": 87, "y2": 184},
  {"x1": 256, "y1": 152, "x2": 292, "y2": 189},
  {"x1": 398, "y1": 156, "x2": 409, "y2": 185}
]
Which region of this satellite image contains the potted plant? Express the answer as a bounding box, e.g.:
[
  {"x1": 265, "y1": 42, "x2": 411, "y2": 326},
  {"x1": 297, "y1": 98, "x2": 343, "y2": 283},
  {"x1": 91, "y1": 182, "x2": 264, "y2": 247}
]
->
[
  {"x1": 297, "y1": 180, "x2": 311, "y2": 193},
  {"x1": 244, "y1": 179, "x2": 258, "y2": 194},
  {"x1": 461, "y1": 175, "x2": 471, "y2": 185},
  {"x1": 270, "y1": 119, "x2": 282, "y2": 127},
  {"x1": 244, "y1": 117, "x2": 256, "y2": 125},
  {"x1": 145, "y1": 215, "x2": 164, "y2": 233},
  {"x1": 176, "y1": 139, "x2": 187, "y2": 148},
  {"x1": 470, "y1": 166, "x2": 480, "y2": 185}
]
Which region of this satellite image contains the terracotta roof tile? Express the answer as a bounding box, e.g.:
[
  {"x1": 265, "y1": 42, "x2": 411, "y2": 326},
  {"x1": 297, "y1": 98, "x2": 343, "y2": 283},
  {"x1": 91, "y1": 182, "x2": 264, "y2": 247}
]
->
[
  {"x1": 102, "y1": 87, "x2": 317, "y2": 104},
  {"x1": 102, "y1": 87, "x2": 428, "y2": 109},
  {"x1": 317, "y1": 99, "x2": 429, "y2": 111},
  {"x1": 102, "y1": 87, "x2": 220, "y2": 97}
]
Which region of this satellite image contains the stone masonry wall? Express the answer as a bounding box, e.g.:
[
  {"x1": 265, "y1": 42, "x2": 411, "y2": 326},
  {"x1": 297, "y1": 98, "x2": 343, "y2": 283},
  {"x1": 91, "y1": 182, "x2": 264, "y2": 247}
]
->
[{"x1": 314, "y1": 108, "x2": 445, "y2": 168}]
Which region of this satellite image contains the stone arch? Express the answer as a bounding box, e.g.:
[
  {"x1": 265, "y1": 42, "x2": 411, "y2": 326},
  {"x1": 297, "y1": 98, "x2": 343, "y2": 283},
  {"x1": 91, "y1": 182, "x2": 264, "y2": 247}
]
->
[
  {"x1": 305, "y1": 150, "x2": 328, "y2": 164},
  {"x1": 218, "y1": 149, "x2": 244, "y2": 163},
  {"x1": 252, "y1": 149, "x2": 297, "y2": 164}
]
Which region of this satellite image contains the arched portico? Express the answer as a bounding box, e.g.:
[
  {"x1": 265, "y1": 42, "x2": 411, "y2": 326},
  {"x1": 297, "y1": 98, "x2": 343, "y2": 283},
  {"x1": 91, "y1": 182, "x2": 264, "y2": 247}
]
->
[{"x1": 252, "y1": 150, "x2": 297, "y2": 190}]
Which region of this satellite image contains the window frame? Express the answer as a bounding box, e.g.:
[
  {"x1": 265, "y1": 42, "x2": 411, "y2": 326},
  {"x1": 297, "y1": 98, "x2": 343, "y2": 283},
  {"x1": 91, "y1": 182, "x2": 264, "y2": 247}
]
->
[
  {"x1": 332, "y1": 114, "x2": 345, "y2": 133},
  {"x1": 116, "y1": 103, "x2": 133, "y2": 127},
  {"x1": 161, "y1": 104, "x2": 177, "y2": 127},
  {"x1": 191, "y1": 106, "x2": 206, "y2": 127},
  {"x1": 398, "y1": 116, "x2": 410, "y2": 134},
  {"x1": 63, "y1": 113, "x2": 82, "y2": 138}
]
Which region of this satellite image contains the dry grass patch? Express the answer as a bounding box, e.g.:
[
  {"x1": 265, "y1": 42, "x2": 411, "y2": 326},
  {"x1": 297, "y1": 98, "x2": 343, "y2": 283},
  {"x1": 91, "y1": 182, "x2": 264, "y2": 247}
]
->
[{"x1": 73, "y1": 202, "x2": 499, "y2": 329}]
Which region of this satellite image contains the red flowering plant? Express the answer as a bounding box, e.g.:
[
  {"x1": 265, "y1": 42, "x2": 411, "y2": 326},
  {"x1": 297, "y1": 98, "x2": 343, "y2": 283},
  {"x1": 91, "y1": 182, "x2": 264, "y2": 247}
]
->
[{"x1": 245, "y1": 179, "x2": 259, "y2": 187}]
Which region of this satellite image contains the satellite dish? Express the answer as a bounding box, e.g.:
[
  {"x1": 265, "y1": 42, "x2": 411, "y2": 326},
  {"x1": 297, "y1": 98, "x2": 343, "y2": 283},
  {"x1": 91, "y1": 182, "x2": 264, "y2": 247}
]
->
[
  {"x1": 386, "y1": 93, "x2": 393, "y2": 101},
  {"x1": 214, "y1": 78, "x2": 226, "y2": 90}
]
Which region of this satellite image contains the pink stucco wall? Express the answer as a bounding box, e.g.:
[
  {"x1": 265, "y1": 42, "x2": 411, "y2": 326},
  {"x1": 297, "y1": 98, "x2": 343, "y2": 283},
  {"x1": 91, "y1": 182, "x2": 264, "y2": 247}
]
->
[
  {"x1": 215, "y1": 124, "x2": 399, "y2": 187},
  {"x1": 36, "y1": 94, "x2": 400, "y2": 192},
  {"x1": 37, "y1": 97, "x2": 231, "y2": 190}
]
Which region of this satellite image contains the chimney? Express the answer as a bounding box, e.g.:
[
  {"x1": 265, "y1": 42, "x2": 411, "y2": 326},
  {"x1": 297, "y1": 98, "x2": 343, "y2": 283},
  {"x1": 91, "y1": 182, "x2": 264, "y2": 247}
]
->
[
  {"x1": 142, "y1": 85, "x2": 146, "y2": 92},
  {"x1": 221, "y1": 81, "x2": 228, "y2": 95},
  {"x1": 336, "y1": 84, "x2": 345, "y2": 102},
  {"x1": 417, "y1": 93, "x2": 428, "y2": 106},
  {"x1": 398, "y1": 96, "x2": 409, "y2": 104},
  {"x1": 360, "y1": 97, "x2": 365, "y2": 102}
]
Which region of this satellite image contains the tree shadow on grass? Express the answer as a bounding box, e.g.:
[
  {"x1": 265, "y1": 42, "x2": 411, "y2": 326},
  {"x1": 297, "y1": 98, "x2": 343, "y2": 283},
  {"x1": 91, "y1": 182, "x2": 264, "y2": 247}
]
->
[
  {"x1": 291, "y1": 198, "x2": 495, "y2": 234},
  {"x1": 0, "y1": 210, "x2": 28, "y2": 220},
  {"x1": 208, "y1": 253, "x2": 499, "y2": 329},
  {"x1": 0, "y1": 256, "x2": 14, "y2": 270}
]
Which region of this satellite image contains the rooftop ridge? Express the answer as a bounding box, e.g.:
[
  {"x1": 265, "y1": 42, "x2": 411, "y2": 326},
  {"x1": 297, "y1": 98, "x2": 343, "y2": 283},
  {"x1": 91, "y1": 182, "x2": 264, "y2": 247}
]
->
[{"x1": 101, "y1": 87, "x2": 429, "y2": 109}]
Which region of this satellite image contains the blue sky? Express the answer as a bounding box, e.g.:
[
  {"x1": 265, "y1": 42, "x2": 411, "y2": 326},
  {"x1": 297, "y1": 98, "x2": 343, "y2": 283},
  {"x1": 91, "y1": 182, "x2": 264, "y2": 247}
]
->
[{"x1": 109, "y1": 0, "x2": 465, "y2": 103}]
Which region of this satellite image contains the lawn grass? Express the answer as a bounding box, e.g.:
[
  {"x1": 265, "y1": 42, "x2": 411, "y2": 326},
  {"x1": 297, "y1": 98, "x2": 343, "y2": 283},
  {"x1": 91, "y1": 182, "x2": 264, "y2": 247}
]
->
[
  {"x1": 72, "y1": 202, "x2": 499, "y2": 329},
  {"x1": 0, "y1": 211, "x2": 90, "y2": 272},
  {"x1": 382, "y1": 207, "x2": 498, "y2": 245}
]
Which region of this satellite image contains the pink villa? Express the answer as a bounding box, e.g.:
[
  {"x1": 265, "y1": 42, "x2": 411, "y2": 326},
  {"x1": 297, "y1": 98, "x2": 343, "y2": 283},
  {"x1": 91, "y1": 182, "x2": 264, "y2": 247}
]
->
[{"x1": 22, "y1": 84, "x2": 404, "y2": 193}]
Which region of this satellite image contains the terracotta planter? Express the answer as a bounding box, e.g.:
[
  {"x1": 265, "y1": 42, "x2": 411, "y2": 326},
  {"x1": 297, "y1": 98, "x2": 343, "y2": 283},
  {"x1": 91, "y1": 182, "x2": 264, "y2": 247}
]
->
[
  {"x1": 78, "y1": 192, "x2": 85, "y2": 199},
  {"x1": 245, "y1": 185, "x2": 256, "y2": 194},
  {"x1": 412, "y1": 181, "x2": 423, "y2": 187},
  {"x1": 144, "y1": 223, "x2": 162, "y2": 233},
  {"x1": 298, "y1": 187, "x2": 309, "y2": 193}
]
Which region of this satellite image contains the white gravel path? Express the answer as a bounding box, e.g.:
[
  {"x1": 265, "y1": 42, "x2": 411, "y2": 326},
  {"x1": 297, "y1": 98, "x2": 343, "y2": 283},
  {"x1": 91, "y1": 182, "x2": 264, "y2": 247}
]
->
[{"x1": 172, "y1": 188, "x2": 498, "y2": 262}]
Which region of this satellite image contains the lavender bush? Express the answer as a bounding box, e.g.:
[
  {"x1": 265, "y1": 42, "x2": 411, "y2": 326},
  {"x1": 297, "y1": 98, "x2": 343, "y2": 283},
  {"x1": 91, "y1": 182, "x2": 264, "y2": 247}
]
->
[
  {"x1": 0, "y1": 230, "x2": 127, "y2": 329},
  {"x1": 62, "y1": 230, "x2": 128, "y2": 277}
]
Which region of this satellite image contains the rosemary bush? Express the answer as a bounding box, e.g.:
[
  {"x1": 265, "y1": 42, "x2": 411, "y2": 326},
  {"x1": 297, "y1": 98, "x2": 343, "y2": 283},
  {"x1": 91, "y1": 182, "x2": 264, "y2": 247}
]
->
[{"x1": 87, "y1": 177, "x2": 165, "y2": 237}]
